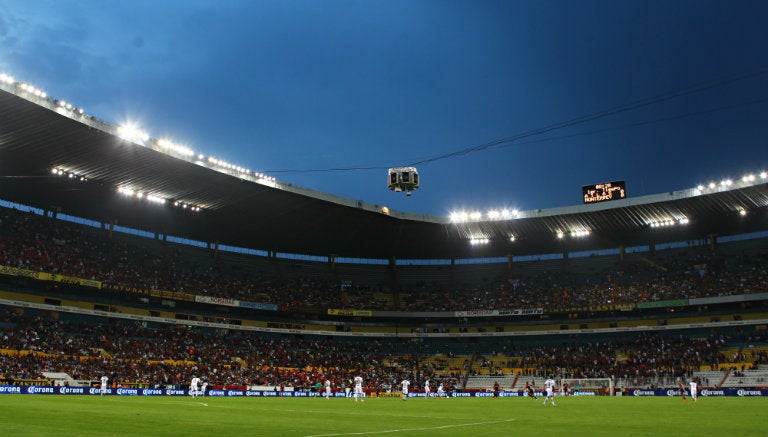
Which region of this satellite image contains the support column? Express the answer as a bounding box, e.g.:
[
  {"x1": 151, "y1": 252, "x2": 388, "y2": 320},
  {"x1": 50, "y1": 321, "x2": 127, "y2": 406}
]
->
[{"x1": 389, "y1": 257, "x2": 399, "y2": 309}]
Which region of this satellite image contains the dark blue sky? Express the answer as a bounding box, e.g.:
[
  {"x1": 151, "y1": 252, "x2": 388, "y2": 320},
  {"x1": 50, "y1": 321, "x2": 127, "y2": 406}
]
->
[{"x1": 1, "y1": 0, "x2": 767, "y2": 216}]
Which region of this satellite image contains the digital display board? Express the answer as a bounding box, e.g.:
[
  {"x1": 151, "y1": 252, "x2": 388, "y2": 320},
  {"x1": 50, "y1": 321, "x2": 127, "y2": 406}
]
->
[{"x1": 582, "y1": 180, "x2": 627, "y2": 204}]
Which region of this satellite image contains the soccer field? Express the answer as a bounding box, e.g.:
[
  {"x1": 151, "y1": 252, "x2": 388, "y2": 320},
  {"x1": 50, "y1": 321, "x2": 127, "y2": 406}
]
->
[{"x1": 0, "y1": 395, "x2": 765, "y2": 437}]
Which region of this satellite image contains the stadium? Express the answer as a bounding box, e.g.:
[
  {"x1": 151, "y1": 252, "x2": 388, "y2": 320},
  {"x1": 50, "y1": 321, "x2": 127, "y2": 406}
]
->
[{"x1": 2, "y1": 70, "x2": 768, "y2": 435}]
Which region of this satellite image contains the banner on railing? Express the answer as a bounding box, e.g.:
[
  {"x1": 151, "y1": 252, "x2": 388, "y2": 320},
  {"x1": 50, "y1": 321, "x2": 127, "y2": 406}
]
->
[{"x1": 4, "y1": 385, "x2": 764, "y2": 397}]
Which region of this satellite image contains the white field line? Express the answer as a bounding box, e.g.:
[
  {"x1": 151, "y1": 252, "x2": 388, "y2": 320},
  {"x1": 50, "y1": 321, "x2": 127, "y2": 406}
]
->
[{"x1": 303, "y1": 418, "x2": 515, "y2": 437}]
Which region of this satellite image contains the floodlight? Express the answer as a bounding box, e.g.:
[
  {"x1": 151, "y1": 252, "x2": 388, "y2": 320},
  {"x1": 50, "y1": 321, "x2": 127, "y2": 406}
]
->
[{"x1": 118, "y1": 123, "x2": 149, "y2": 143}]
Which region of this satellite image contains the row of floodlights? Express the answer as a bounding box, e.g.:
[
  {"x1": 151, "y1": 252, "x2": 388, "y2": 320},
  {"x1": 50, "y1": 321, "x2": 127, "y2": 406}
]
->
[
  {"x1": 457, "y1": 171, "x2": 767, "y2": 244},
  {"x1": 556, "y1": 229, "x2": 591, "y2": 239},
  {"x1": 51, "y1": 168, "x2": 87, "y2": 182},
  {"x1": 1, "y1": 71, "x2": 275, "y2": 186},
  {"x1": 19, "y1": 83, "x2": 46, "y2": 98},
  {"x1": 0, "y1": 73, "x2": 14, "y2": 85},
  {"x1": 469, "y1": 235, "x2": 518, "y2": 245},
  {"x1": 469, "y1": 217, "x2": 695, "y2": 245},
  {"x1": 470, "y1": 229, "x2": 589, "y2": 246},
  {"x1": 0, "y1": 73, "x2": 85, "y2": 115},
  {"x1": 2, "y1": 72, "x2": 88, "y2": 117},
  {"x1": 695, "y1": 172, "x2": 767, "y2": 193},
  {"x1": 467, "y1": 217, "x2": 696, "y2": 245},
  {"x1": 117, "y1": 124, "x2": 276, "y2": 182},
  {"x1": 470, "y1": 229, "x2": 590, "y2": 245},
  {"x1": 3, "y1": 75, "x2": 48, "y2": 99},
  {"x1": 116, "y1": 186, "x2": 202, "y2": 211},
  {"x1": 453, "y1": 171, "x2": 767, "y2": 225},
  {"x1": 450, "y1": 209, "x2": 520, "y2": 223},
  {"x1": 54, "y1": 168, "x2": 189, "y2": 208},
  {"x1": 649, "y1": 217, "x2": 690, "y2": 228},
  {"x1": 54, "y1": 166, "x2": 203, "y2": 212},
  {"x1": 468, "y1": 231, "x2": 588, "y2": 245},
  {"x1": 57, "y1": 99, "x2": 84, "y2": 115}
]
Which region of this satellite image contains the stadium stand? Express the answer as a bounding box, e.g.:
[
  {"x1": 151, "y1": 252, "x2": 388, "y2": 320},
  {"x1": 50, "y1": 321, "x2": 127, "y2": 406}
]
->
[
  {"x1": 2, "y1": 206, "x2": 767, "y2": 317},
  {"x1": 1, "y1": 80, "x2": 768, "y2": 393},
  {"x1": 2, "y1": 295, "x2": 768, "y2": 393}
]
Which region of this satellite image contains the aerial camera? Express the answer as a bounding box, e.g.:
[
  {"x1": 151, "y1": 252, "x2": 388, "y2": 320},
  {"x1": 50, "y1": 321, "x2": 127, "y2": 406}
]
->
[{"x1": 387, "y1": 167, "x2": 419, "y2": 196}]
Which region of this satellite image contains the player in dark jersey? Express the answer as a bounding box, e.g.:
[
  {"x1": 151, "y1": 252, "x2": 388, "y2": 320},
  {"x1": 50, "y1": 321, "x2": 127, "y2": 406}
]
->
[{"x1": 525, "y1": 381, "x2": 536, "y2": 399}]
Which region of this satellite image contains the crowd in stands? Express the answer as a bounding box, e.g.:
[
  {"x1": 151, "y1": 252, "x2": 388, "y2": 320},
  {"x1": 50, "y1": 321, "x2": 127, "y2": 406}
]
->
[
  {"x1": 0, "y1": 305, "x2": 458, "y2": 391},
  {"x1": 2, "y1": 207, "x2": 767, "y2": 315},
  {"x1": 2, "y1": 305, "x2": 766, "y2": 391},
  {"x1": 502, "y1": 331, "x2": 730, "y2": 385}
]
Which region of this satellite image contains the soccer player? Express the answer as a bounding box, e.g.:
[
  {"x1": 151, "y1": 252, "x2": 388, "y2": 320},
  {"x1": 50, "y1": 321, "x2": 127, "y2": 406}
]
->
[
  {"x1": 543, "y1": 377, "x2": 556, "y2": 406},
  {"x1": 689, "y1": 380, "x2": 698, "y2": 403},
  {"x1": 353, "y1": 375, "x2": 364, "y2": 403},
  {"x1": 325, "y1": 379, "x2": 332, "y2": 400},
  {"x1": 437, "y1": 382, "x2": 446, "y2": 398},
  {"x1": 424, "y1": 379, "x2": 431, "y2": 399},
  {"x1": 200, "y1": 379, "x2": 208, "y2": 397},
  {"x1": 562, "y1": 381, "x2": 570, "y2": 397},
  {"x1": 493, "y1": 381, "x2": 500, "y2": 398},
  {"x1": 525, "y1": 381, "x2": 536, "y2": 399},
  {"x1": 190, "y1": 376, "x2": 201, "y2": 398},
  {"x1": 401, "y1": 378, "x2": 410, "y2": 400},
  {"x1": 678, "y1": 380, "x2": 686, "y2": 401},
  {"x1": 100, "y1": 375, "x2": 109, "y2": 396}
]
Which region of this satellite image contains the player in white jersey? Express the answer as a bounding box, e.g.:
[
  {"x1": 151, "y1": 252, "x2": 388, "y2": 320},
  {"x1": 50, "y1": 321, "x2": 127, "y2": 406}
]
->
[
  {"x1": 436, "y1": 383, "x2": 446, "y2": 398},
  {"x1": 689, "y1": 381, "x2": 698, "y2": 402},
  {"x1": 401, "y1": 379, "x2": 410, "y2": 400},
  {"x1": 543, "y1": 377, "x2": 556, "y2": 406},
  {"x1": 200, "y1": 380, "x2": 208, "y2": 396},
  {"x1": 325, "y1": 379, "x2": 332, "y2": 400},
  {"x1": 353, "y1": 375, "x2": 364, "y2": 402},
  {"x1": 190, "y1": 376, "x2": 201, "y2": 398},
  {"x1": 100, "y1": 375, "x2": 109, "y2": 396},
  {"x1": 424, "y1": 379, "x2": 431, "y2": 399}
]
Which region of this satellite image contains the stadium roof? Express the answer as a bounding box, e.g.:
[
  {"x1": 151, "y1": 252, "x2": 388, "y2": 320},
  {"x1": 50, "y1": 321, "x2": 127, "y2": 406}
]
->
[{"x1": 2, "y1": 84, "x2": 768, "y2": 260}]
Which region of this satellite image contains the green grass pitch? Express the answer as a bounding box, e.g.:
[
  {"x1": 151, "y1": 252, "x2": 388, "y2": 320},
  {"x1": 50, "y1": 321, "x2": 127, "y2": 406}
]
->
[{"x1": 0, "y1": 395, "x2": 765, "y2": 437}]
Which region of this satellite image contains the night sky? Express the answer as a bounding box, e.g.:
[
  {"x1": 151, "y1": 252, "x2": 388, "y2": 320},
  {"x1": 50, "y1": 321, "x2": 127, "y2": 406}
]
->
[{"x1": 1, "y1": 0, "x2": 767, "y2": 217}]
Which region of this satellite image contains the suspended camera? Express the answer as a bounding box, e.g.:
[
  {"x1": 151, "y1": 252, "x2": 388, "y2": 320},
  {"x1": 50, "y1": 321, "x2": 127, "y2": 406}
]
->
[{"x1": 387, "y1": 167, "x2": 419, "y2": 196}]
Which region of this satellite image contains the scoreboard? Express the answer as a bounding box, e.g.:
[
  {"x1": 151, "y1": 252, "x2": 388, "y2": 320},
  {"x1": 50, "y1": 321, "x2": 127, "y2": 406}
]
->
[{"x1": 582, "y1": 181, "x2": 627, "y2": 204}]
